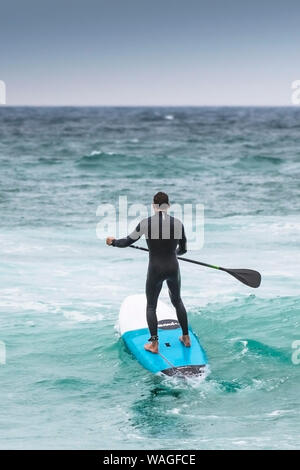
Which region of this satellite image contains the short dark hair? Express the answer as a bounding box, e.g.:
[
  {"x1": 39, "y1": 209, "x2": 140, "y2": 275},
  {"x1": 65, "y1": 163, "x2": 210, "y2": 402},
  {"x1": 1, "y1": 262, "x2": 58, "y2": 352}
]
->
[{"x1": 153, "y1": 192, "x2": 169, "y2": 207}]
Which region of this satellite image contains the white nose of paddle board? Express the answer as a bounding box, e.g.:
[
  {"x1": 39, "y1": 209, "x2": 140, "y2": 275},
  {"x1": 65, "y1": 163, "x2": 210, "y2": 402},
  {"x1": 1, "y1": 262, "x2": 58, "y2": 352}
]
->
[{"x1": 119, "y1": 294, "x2": 207, "y2": 377}]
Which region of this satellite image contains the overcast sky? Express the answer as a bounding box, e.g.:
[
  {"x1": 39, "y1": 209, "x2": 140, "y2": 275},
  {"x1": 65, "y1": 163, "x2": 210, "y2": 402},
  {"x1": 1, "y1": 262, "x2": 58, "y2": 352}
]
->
[{"x1": 0, "y1": 0, "x2": 299, "y2": 105}]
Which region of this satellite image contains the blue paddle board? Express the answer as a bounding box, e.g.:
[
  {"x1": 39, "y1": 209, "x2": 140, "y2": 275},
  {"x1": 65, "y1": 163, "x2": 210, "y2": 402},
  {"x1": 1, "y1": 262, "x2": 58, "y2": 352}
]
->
[{"x1": 119, "y1": 294, "x2": 207, "y2": 377}]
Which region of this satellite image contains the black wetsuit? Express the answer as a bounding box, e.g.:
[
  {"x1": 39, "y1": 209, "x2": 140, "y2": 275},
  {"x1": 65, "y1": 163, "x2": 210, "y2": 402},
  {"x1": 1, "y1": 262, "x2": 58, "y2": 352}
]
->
[{"x1": 112, "y1": 212, "x2": 188, "y2": 338}]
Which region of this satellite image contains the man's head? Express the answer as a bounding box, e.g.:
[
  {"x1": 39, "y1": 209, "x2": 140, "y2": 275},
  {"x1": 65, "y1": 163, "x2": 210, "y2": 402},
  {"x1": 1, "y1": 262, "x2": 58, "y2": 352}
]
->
[{"x1": 153, "y1": 192, "x2": 170, "y2": 212}]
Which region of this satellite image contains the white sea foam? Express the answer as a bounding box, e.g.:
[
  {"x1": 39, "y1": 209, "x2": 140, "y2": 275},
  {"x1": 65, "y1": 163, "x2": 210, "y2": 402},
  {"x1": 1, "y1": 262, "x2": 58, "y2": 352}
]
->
[
  {"x1": 267, "y1": 409, "x2": 293, "y2": 417},
  {"x1": 0, "y1": 293, "x2": 54, "y2": 313},
  {"x1": 240, "y1": 340, "x2": 249, "y2": 356},
  {"x1": 63, "y1": 310, "x2": 103, "y2": 322}
]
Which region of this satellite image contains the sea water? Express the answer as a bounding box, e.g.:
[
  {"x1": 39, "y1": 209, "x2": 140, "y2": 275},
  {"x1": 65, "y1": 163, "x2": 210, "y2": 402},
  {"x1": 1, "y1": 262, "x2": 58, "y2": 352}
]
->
[{"x1": 0, "y1": 107, "x2": 299, "y2": 449}]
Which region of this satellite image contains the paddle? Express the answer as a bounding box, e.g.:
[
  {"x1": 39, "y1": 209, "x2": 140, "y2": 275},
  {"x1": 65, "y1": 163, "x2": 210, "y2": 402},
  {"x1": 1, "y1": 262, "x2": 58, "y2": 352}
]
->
[{"x1": 129, "y1": 245, "x2": 261, "y2": 288}]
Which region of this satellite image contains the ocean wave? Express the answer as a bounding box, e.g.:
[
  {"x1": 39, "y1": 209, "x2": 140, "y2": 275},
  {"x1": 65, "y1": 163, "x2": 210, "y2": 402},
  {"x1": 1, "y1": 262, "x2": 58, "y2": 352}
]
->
[
  {"x1": 234, "y1": 338, "x2": 291, "y2": 362},
  {"x1": 77, "y1": 150, "x2": 138, "y2": 166},
  {"x1": 63, "y1": 310, "x2": 103, "y2": 323},
  {"x1": 233, "y1": 154, "x2": 284, "y2": 169}
]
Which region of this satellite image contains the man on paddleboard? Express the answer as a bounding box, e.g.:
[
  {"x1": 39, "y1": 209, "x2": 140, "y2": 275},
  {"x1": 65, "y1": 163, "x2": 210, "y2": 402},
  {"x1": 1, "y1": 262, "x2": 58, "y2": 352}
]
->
[{"x1": 106, "y1": 192, "x2": 190, "y2": 354}]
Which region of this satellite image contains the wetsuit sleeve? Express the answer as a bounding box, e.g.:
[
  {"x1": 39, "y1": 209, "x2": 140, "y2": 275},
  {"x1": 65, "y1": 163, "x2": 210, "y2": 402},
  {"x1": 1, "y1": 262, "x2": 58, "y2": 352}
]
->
[
  {"x1": 176, "y1": 224, "x2": 187, "y2": 255},
  {"x1": 111, "y1": 222, "x2": 143, "y2": 248}
]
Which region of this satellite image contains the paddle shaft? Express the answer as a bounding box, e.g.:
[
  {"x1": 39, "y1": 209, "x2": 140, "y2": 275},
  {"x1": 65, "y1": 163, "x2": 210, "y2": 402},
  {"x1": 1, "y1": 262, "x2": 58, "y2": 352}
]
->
[
  {"x1": 129, "y1": 244, "x2": 261, "y2": 288},
  {"x1": 129, "y1": 245, "x2": 222, "y2": 271}
]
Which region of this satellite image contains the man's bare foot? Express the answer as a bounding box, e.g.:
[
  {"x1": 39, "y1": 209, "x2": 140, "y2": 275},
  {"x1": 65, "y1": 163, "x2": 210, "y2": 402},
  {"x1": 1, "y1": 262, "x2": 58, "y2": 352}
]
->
[
  {"x1": 179, "y1": 335, "x2": 191, "y2": 347},
  {"x1": 144, "y1": 341, "x2": 158, "y2": 354}
]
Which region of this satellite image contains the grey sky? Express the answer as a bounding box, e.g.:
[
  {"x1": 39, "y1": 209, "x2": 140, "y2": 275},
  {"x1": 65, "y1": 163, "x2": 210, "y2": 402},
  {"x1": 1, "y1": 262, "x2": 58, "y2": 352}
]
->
[{"x1": 0, "y1": 0, "x2": 299, "y2": 105}]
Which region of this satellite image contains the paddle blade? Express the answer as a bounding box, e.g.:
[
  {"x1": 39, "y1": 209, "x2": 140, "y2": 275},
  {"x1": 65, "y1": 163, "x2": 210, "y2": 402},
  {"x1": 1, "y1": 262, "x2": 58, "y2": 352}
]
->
[{"x1": 224, "y1": 268, "x2": 261, "y2": 288}]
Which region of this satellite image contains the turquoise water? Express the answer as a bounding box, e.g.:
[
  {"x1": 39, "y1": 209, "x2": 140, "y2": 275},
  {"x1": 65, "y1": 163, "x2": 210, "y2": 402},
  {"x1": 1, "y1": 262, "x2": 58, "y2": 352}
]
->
[{"x1": 0, "y1": 107, "x2": 299, "y2": 449}]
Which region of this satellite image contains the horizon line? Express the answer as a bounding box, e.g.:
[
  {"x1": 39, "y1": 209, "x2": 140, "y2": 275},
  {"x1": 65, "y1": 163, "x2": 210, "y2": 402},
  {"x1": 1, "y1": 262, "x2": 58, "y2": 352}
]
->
[{"x1": 0, "y1": 104, "x2": 297, "y2": 108}]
